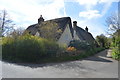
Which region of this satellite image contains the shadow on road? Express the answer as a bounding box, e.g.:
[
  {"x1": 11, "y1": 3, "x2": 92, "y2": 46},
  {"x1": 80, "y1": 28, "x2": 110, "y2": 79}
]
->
[
  {"x1": 84, "y1": 56, "x2": 113, "y2": 62},
  {"x1": 83, "y1": 49, "x2": 113, "y2": 62},
  {"x1": 2, "y1": 49, "x2": 113, "y2": 68},
  {"x1": 2, "y1": 60, "x2": 57, "y2": 68}
]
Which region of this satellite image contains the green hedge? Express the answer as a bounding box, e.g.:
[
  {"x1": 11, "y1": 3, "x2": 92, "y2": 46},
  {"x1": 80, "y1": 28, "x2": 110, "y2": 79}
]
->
[
  {"x1": 69, "y1": 40, "x2": 91, "y2": 50},
  {"x1": 38, "y1": 47, "x2": 105, "y2": 63},
  {"x1": 2, "y1": 34, "x2": 106, "y2": 63},
  {"x1": 112, "y1": 48, "x2": 120, "y2": 60},
  {"x1": 2, "y1": 34, "x2": 59, "y2": 62},
  {"x1": 111, "y1": 36, "x2": 120, "y2": 60}
]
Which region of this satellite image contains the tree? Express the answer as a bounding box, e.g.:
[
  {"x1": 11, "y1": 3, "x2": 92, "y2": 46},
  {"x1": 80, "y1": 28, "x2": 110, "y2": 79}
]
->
[
  {"x1": 0, "y1": 10, "x2": 15, "y2": 36},
  {"x1": 38, "y1": 21, "x2": 62, "y2": 41},
  {"x1": 9, "y1": 27, "x2": 24, "y2": 38},
  {"x1": 106, "y1": 12, "x2": 120, "y2": 60},
  {"x1": 106, "y1": 12, "x2": 120, "y2": 35},
  {"x1": 96, "y1": 34, "x2": 110, "y2": 48}
]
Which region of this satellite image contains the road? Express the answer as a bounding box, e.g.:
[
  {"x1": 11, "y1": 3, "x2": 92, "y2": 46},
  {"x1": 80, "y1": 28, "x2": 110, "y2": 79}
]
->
[{"x1": 1, "y1": 49, "x2": 118, "y2": 78}]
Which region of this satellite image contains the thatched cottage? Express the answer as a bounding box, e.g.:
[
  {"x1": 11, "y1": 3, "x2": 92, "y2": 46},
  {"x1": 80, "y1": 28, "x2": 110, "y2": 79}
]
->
[{"x1": 25, "y1": 15, "x2": 95, "y2": 46}]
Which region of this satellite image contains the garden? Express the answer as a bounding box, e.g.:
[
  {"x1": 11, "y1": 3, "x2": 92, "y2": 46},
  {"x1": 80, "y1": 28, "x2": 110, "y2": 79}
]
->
[{"x1": 2, "y1": 34, "x2": 105, "y2": 63}]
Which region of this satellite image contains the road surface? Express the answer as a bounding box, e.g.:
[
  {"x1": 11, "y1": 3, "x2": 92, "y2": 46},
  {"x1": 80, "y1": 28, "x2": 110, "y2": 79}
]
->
[{"x1": 1, "y1": 49, "x2": 118, "y2": 78}]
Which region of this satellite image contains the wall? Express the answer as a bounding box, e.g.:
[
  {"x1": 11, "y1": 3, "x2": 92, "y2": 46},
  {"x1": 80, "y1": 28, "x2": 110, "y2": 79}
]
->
[
  {"x1": 58, "y1": 24, "x2": 73, "y2": 46},
  {"x1": 73, "y1": 29, "x2": 80, "y2": 40}
]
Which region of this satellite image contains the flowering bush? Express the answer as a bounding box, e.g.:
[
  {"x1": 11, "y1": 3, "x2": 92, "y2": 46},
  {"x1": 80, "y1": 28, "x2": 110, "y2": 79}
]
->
[
  {"x1": 69, "y1": 40, "x2": 91, "y2": 50},
  {"x1": 66, "y1": 47, "x2": 76, "y2": 52},
  {"x1": 2, "y1": 34, "x2": 59, "y2": 62}
]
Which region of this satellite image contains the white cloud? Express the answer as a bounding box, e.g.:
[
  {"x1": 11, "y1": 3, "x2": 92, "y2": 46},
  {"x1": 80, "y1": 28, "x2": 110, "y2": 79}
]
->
[
  {"x1": 79, "y1": 10, "x2": 101, "y2": 19},
  {"x1": 76, "y1": 0, "x2": 118, "y2": 19},
  {"x1": 80, "y1": 22, "x2": 106, "y2": 38},
  {"x1": 0, "y1": 0, "x2": 66, "y2": 29},
  {"x1": 99, "y1": 0, "x2": 119, "y2": 3},
  {"x1": 76, "y1": 0, "x2": 98, "y2": 5},
  {"x1": 88, "y1": 25, "x2": 107, "y2": 38},
  {"x1": 75, "y1": 0, "x2": 99, "y2": 10},
  {"x1": 70, "y1": 17, "x2": 105, "y2": 38},
  {"x1": 65, "y1": 0, "x2": 117, "y2": 37},
  {"x1": 99, "y1": 0, "x2": 118, "y2": 16}
]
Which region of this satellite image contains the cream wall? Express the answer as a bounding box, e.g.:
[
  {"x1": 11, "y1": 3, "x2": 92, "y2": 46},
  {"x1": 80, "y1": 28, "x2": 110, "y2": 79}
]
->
[
  {"x1": 35, "y1": 32, "x2": 40, "y2": 36},
  {"x1": 58, "y1": 24, "x2": 73, "y2": 46},
  {"x1": 73, "y1": 29, "x2": 80, "y2": 40}
]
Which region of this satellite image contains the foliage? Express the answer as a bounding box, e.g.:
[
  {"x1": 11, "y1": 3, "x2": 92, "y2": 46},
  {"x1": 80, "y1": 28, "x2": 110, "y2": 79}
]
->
[
  {"x1": 106, "y1": 12, "x2": 119, "y2": 33},
  {"x1": 105, "y1": 12, "x2": 120, "y2": 60},
  {"x1": 42, "y1": 39, "x2": 59, "y2": 57},
  {"x1": 111, "y1": 30, "x2": 120, "y2": 60},
  {"x1": 38, "y1": 21, "x2": 62, "y2": 41},
  {"x1": 38, "y1": 47, "x2": 105, "y2": 63},
  {"x1": 9, "y1": 28, "x2": 24, "y2": 37},
  {"x1": 96, "y1": 34, "x2": 110, "y2": 48},
  {"x1": 66, "y1": 47, "x2": 76, "y2": 52},
  {"x1": 112, "y1": 48, "x2": 120, "y2": 60},
  {"x1": 68, "y1": 40, "x2": 91, "y2": 50},
  {"x1": 2, "y1": 34, "x2": 60, "y2": 62},
  {"x1": 67, "y1": 40, "x2": 105, "y2": 58},
  {"x1": 0, "y1": 10, "x2": 15, "y2": 36}
]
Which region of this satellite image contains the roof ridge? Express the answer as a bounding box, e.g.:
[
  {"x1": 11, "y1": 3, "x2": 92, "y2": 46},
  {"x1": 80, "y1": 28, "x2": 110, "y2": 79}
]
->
[{"x1": 45, "y1": 17, "x2": 71, "y2": 22}]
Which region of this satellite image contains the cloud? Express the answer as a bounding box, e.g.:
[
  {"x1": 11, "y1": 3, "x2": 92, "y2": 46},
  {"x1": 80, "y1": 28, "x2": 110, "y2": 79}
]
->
[
  {"x1": 0, "y1": 0, "x2": 66, "y2": 29},
  {"x1": 78, "y1": 20, "x2": 106, "y2": 38},
  {"x1": 79, "y1": 10, "x2": 101, "y2": 19},
  {"x1": 76, "y1": 0, "x2": 99, "y2": 10},
  {"x1": 99, "y1": 0, "x2": 119, "y2": 3},
  {"x1": 67, "y1": 0, "x2": 118, "y2": 37},
  {"x1": 76, "y1": 0, "x2": 98, "y2": 5},
  {"x1": 76, "y1": 0, "x2": 118, "y2": 20}
]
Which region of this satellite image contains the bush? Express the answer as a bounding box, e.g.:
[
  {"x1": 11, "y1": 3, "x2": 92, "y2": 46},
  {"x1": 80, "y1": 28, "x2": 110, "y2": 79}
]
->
[
  {"x1": 2, "y1": 34, "x2": 59, "y2": 62},
  {"x1": 111, "y1": 36, "x2": 120, "y2": 60},
  {"x1": 69, "y1": 40, "x2": 91, "y2": 50},
  {"x1": 68, "y1": 40, "x2": 105, "y2": 57},
  {"x1": 43, "y1": 39, "x2": 59, "y2": 57},
  {"x1": 66, "y1": 47, "x2": 76, "y2": 52},
  {"x1": 112, "y1": 48, "x2": 120, "y2": 60}
]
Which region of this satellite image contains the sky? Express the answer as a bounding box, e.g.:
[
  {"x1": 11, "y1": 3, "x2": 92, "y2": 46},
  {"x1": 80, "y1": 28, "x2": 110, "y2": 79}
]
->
[{"x1": 0, "y1": 0, "x2": 118, "y2": 37}]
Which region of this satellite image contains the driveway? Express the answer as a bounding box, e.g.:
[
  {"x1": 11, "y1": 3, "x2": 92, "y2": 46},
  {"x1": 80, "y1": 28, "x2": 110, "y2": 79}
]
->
[{"x1": 1, "y1": 49, "x2": 118, "y2": 78}]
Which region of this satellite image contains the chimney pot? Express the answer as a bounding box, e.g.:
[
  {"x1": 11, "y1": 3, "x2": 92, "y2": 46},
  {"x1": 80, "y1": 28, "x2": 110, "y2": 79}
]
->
[{"x1": 38, "y1": 15, "x2": 44, "y2": 24}]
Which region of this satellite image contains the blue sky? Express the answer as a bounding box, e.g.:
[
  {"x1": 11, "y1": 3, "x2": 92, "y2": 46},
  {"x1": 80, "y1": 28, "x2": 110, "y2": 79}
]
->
[{"x1": 0, "y1": 0, "x2": 118, "y2": 37}]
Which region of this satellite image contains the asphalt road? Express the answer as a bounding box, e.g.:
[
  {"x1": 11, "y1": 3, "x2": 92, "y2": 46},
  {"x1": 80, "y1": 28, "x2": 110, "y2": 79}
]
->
[{"x1": 1, "y1": 49, "x2": 118, "y2": 78}]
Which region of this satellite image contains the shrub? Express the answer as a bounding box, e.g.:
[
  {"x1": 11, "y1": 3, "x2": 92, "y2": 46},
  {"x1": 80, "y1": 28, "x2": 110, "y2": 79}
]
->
[
  {"x1": 43, "y1": 39, "x2": 59, "y2": 57},
  {"x1": 111, "y1": 36, "x2": 120, "y2": 60},
  {"x1": 66, "y1": 47, "x2": 76, "y2": 52},
  {"x1": 69, "y1": 40, "x2": 91, "y2": 50},
  {"x1": 2, "y1": 34, "x2": 60, "y2": 62},
  {"x1": 112, "y1": 48, "x2": 120, "y2": 60}
]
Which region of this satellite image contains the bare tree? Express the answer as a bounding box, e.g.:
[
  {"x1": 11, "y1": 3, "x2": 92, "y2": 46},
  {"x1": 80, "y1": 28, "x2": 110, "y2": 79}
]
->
[
  {"x1": 9, "y1": 27, "x2": 24, "y2": 37},
  {"x1": 106, "y1": 12, "x2": 120, "y2": 35},
  {"x1": 0, "y1": 10, "x2": 14, "y2": 36}
]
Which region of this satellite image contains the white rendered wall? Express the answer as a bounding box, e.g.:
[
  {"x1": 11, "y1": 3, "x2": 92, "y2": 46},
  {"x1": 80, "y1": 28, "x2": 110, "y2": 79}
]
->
[{"x1": 58, "y1": 24, "x2": 73, "y2": 46}]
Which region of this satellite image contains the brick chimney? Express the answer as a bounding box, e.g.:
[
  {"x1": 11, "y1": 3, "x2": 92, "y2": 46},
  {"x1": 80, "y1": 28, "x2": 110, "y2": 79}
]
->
[
  {"x1": 85, "y1": 26, "x2": 88, "y2": 32},
  {"x1": 38, "y1": 15, "x2": 44, "y2": 24},
  {"x1": 73, "y1": 21, "x2": 77, "y2": 28}
]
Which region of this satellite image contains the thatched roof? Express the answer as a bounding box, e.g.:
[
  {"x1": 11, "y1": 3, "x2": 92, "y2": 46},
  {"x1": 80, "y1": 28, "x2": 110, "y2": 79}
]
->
[
  {"x1": 74, "y1": 26, "x2": 95, "y2": 44},
  {"x1": 25, "y1": 17, "x2": 74, "y2": 40},
  {"x1": 25, "y1": 16, "x2": 95, "y2": 44}
]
